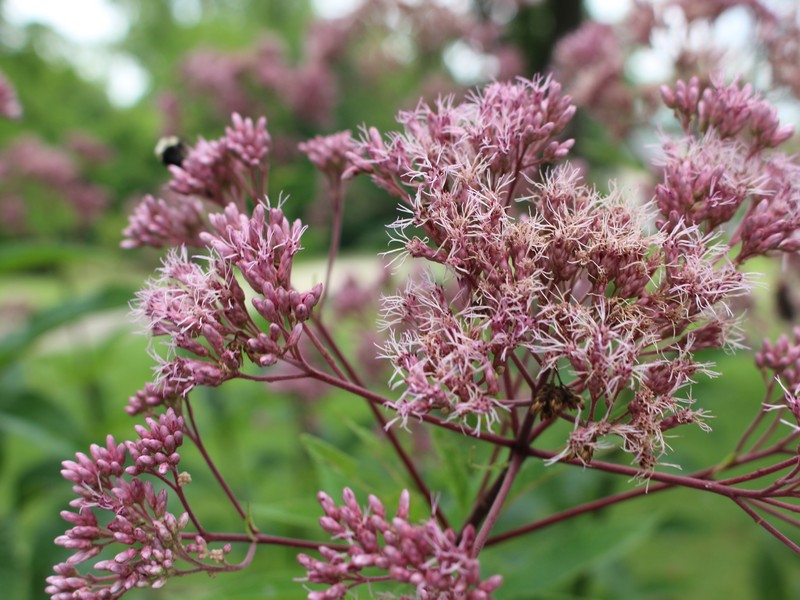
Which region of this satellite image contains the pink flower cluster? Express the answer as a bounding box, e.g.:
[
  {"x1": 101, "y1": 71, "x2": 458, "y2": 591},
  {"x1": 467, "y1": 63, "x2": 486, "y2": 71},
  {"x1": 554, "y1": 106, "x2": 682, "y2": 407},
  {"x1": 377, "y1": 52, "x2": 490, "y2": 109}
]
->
[
  {"x1": 177, "y1": 0, "x2": 523, "y2": 128},
  {"x1": 552, "y1": 23, "x2": 633, "y2": 138},
  {"x1": 551, "y1": 0, "x2": 800, "y2": 137},
  {"x1": 298, "y1": 131, "x2": 356, "y2": 183},
  {"x1": 757, "y1": 329, "x2": 800, "y2": 428},
  {"x1": 339, "y1": 73, "x2": 798, "y2": 471},
  {"x1": 0, "y1": 68, "x2": 21, "y2": 119},
  {"x1": 49, "y1": 62, "x2": 800, "y2": 598},
  {"x1": 128, "y1": 200, "x2": 322, "y2": 414},
  {"x1": 122, "y1": 113, "x2": 270, "y2": 249},
  {"x1": 657, "y1": 78, "x2": 800, "y2": 260},
  {"x1": 46, "y1": 410, "x2": 230, "y2": 599},
  {"x1": 0, "y1": 135, "x2": 109, "y2": 234},
  {"x1": 661, "y1": 76, "x2": 794, "y2": 151},
  {"x1": 298, "y1": 488, "x2": 502, "y2": 599}
]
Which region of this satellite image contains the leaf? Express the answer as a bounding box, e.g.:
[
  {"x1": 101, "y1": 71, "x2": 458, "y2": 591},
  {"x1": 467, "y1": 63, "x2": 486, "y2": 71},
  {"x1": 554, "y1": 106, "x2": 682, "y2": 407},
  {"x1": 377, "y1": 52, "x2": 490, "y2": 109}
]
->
[
  {"x1": 299, "y1": 433, "x2": 368, "y2": 494},
  {"x1": 0, "y1": 517, "x2": 22, "y2": 600},
  {"x1": 0, "y1": 241, "x2": 100, "y2": 273},
  {"x1": 0, "y1": 388, "x2": 80, "y2": 456},
  {"x1": 13, "y1": 459, "x2": 70, "y2": 510},
  {"x1": 481, "y1": 512, "x2": 660, "y2": 598},
  {"x1": 0, "y1": 284, "x2": 135, "y2": 369},
  {"x1": 428, "y1": 426, "x2": 481, "y2": 521},
  {"x1": 0, "y1": 412, "x2": 74, "y2": 457},
  {"x1": 249, "y1": 496, "x2": 322, "y2": 529},
  {"x1": 342, "y1": 418, "x2": 405, "y2": 488}
]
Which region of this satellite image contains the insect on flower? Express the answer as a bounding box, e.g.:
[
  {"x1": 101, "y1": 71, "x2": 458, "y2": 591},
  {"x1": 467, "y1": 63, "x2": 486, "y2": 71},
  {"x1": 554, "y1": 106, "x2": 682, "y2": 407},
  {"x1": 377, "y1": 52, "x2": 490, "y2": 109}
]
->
[
  {"x1": 530, "y1": 379, "x2": 584, "y2": 421},
  {"x1": 155, "y1": 135, "x2": 189, "y2": 167}
]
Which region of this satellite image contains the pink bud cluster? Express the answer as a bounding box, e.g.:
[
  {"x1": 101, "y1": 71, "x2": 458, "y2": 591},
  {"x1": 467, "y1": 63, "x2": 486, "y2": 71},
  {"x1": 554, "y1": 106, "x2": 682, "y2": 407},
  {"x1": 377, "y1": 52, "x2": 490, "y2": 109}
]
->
[
  {"x1": 660, "y1": 77, "x2": 794, "y2": 151},
  {"x1": 177, "y1": 1, "x2": 522, "y2": 128},
  {"x1": 760, "y1": 8, "x2": 800, "y2": 98},
  {"x1": 122, "y1": 113, "x2": 270, "y2": 249},
  {"x1": 657, "y1": 79, "x2": 800, "y2": 260},
  {"x1": 551, "y1": 0, "x2": 800, "y2": 139},
  {"x1": 120, "y1": 194, "x2": 206, "y2": 249},
  {"x1": 125, "y1": 410, "x2": 184, "y2": 476},
  {"x1": 552, "y1": 22, "x2": 633, "y2": 137},
  {"x1": 298, "y1": 131, "x2": 356, "y2": 183},
  {"x1": 298, "y1": 488, "x2": 502, "y2": 600},
  {"x1": 47, "y1": 409, "x2": 226, "y2": 599},
  {"x1": 654, "y1": 134, "x2": 759, "y2": 230},
  {"x1": 168, "y1": 114, "x2": 269, "y2": 203},
  {"x1": 0, "y1": 135, "x2": 109, "y2": 234},
  {"x1": 757, "y1": 328, "x2": 800, "y2": 392},
  {"x1": 756, "y1": 329, "x2": 800, "y2": 429},
  {"x1": 224, "y1": 112, "x2": 271, "y2": 167}
]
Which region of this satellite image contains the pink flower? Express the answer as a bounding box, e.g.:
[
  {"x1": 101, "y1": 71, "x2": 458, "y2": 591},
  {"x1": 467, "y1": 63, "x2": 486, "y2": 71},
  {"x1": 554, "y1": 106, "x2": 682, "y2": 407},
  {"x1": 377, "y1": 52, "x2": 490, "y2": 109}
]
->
[
  {"x1": 168, "y1": 137, "x2": 234, "y2": 203},
  {"x1": 552, "y1": 23, "x2": 633, "y2": 137},
  {"x1": 299, "y1": 130, "x2": 356, "y2": 182},
  {"x1": 654, "y1": 133, "x2": 761, "y2": 230},
  {"x1": 298, "y1": 488, "x2": 502, "y2": 600},
  {"x1": 121, "y1": 194, "x2": 207, "y2": 249},
  {"x1": 225, "y1": 113, "x2": 271, "y2": 168},
  {"x1": 661, "y1": 77, "x2": 794, "y2": 151},
  {"x1": 0, "y1": 69, "x2": 21, "y2": 119}
]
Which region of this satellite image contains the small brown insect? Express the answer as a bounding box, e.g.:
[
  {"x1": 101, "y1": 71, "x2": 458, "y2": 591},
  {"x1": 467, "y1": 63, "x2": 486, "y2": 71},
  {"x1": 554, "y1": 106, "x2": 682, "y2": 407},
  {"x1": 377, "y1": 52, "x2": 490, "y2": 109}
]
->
[{"x1": 530, "y1": 380, "x2": 583, "y2": 421}]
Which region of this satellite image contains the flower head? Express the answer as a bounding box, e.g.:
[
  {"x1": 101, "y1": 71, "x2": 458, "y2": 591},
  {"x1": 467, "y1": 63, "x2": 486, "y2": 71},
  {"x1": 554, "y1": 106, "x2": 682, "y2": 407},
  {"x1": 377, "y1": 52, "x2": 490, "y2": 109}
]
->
[{"x1": 298, "y1": 488, "x2": 502, "y2": 600}]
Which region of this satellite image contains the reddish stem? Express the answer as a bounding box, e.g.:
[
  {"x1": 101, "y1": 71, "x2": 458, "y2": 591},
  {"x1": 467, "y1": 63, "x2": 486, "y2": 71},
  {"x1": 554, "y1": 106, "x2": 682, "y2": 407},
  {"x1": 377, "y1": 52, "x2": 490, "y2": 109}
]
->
[
  {"x1": 733, "y1": 497, "x2": 800, "y2": 554},
  {"x1": 180, "y1": 531, "x2": 347, "y2": 551},
  {"x1": 300, "y1": 351, "x2": 449, "y2": 529},
  {"x1": 184, "y1": 398, "x2": 248, "y2": 522},
  {"x1": 485, "y1": 481, "x2": 671, "y2": 547}
]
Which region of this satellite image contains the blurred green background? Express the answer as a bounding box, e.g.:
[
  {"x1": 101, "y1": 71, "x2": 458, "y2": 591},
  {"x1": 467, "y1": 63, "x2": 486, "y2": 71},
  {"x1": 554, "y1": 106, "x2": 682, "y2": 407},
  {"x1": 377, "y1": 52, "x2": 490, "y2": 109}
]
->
[{"x1": 1, "y1": 1, "x2": 799, "y2": 598}]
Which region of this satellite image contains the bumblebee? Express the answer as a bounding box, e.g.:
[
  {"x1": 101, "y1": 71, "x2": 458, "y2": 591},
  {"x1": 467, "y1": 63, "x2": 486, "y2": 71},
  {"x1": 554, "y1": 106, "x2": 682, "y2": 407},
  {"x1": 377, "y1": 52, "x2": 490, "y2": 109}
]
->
[{"x1": 155, "y1": 136, "x2": 188, "y2": 167}]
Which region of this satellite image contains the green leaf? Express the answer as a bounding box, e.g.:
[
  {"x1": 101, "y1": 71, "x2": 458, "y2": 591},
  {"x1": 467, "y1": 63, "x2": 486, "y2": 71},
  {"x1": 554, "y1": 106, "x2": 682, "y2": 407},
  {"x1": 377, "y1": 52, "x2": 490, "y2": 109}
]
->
[
  {"x1": 0, "y1": 284, "x2": 135, "y2": 369},
  {"x1": 342, "y1": 418, "x2": 405, "y2": 488},
  {"x1": 0, "y1": 516, "x2": 22, "y2": 600},
  {"x1": 0, "y1": 241, "x2": 102, "y2": 273},
  {"x1": 249, "y1": 496, "x2": 322, "y2": 529},
  {"x1": 481, "y1": 512, "x2": 660, "y2": 598},
  {"x1": 13, "y1": 460, "x2": 69, "y2": 510},
  {"x1": 428, "y1": 426, "x2": 485, "y2": 522},
  {"x1": 299, "y1": 433, "x2": 367, "y2": 494},
  {"x1": 0, "y1": 389, "x2": 80, "y2": 456},
  {"x1": 0, "y1": 412, "x2": 74, "y2": 457}
]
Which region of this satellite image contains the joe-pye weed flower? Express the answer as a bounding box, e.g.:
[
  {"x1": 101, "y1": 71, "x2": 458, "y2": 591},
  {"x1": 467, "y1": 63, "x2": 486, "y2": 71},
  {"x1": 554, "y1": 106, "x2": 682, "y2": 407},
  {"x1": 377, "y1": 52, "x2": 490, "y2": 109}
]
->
[{"x1": 48, "y1": 72, "x2": 800, "y2": 599}]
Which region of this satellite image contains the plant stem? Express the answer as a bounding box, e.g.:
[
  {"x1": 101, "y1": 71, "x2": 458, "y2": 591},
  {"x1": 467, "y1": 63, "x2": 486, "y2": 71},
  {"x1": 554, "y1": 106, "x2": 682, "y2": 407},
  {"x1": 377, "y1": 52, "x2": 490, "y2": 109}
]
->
[
  {"x1": 733, "y1": 497, "x2": 800, "y2": 554},
  {"x1": 301, "y1": 357, "x2": 449, "y2": 529},
  {"x1": 179, "y1": 531, "x2": 347, "y2": 551},
  {"x1": 472, "y1": 451, "x2": 524, "y2": 556},
  {"x1": 184, "y1": 398, "x2": 248, "y2": 522},
  {"x1": 485, "y1": 482, "x2": 671, "y2": 546}
]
